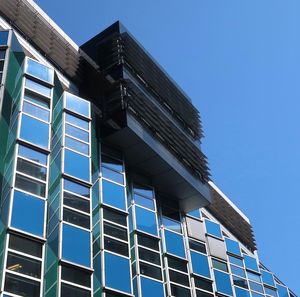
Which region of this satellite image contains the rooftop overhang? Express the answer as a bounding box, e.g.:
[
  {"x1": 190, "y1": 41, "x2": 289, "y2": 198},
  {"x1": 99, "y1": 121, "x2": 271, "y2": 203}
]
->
[{"x1": 104, "y1": 112, "x2": 212, "y2": 213}]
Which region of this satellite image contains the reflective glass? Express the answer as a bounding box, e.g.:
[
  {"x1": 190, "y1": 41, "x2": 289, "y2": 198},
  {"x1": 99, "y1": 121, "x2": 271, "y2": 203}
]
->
[
  {"x1": 139, "y1": 247, "x2": 161, "y2": 265},
  {"x1": 264, "y1": 287, "x2": 278, "y2": 297},
  {"x1": 167, "y1": 256, "x2": 188, "y2": 273},
  {"x1": 103, "y1": 208, "x2": 127, "y2": 226},
  {"x1": 140, "y1": 262, "x2": 162, "y2": 280},
  {"x1": 64, "y1": 179, "x2": 90, "y2": 198},
  {"x1": 65, "y1": 136, "x2": 89, "y2": 155},
  {"x1": 261, "y1": 270, "x2": 275, "y2": 287},
  {"x1": 24, "y1": 90, "x2": 50, "y2": 109},
  {"x1": 23, "y1": 101, "x2": 50, "y2": 122},
  {"x1": 62, "y1": 224, "x2": 91, "y2": 267},
  {"x1": 229, "y1": 255, "x2": 244, "y2": 267},
  {"x1": 235, "y1": 287, "x2": 251, "y2": 297},
  {"x1": 26, "y1": 59, "x2": 53, "y2": 83},
  {"x1": 214, "y1": 270, "x2": 233, "y2": 296},
  {"x1": 4, "y1": 273, "x2": 40, "y2": 297},
  {"x1": 102, "y1": 155, "x2": 123, "y2": 172},
  {"x1": 231, "y1": 265, "x2": 246, "y2": 278},
  {"x1": 20, "y1": 114, "x2": 49, "y2": 148},
  {"x1": 11, "y1": 190, "x2": 44, "y2": 236},
  {"x1": 276, "y1": 285, "x2": 289, "y2": 297},
  {"x1": 63, "y1": 208, "x2": 90, "y2": 229},
  {"x1": 225, "y1": 238, "x2": 241, "y2": 256},
  {"x1": 247, "y1": 271, "x2": 261, "y2": 282},
  {"x1": 64, "y1": 192, "x2": 90, "y2": 213},
  {"x1": 162, "y1": 216, "x2": 181, "y2": 233},
  {"x1": 61, "y1": 265, "x2": 91, "y2": 287},
  {"x1": 66, "y1": 113, "x2": 89, "y2": 130},
  {"x1": 205, "y1": 220, "x2": 222, "y2": 238},
  {"x1": 134, "y1": 193, "x2": 155, "y2": 210},
  {"x1": 244, "y1": 255, "x2": 259, "y2": 272},
  {"x1": 0, "y1": 49, "x2": 5, "y2": 59},
  {"x1": 189, "y1": 239, "x2": 206, "y2": 254},
  {"x1": 137, "y1": 234, "x2": 159, "y2": 251},
  {"x1": 196, "y1": 290, "x2": 214, "y2": 297},
  {"x1": 171, "y1": 284, "x2": 191, "y2": 297},
  {"x1": 102, "y1": 167, "x2": 124, "y2": 184},
  {"x1": 64, "y1": 149, "x2": 90, "y2": 181},
  {"x1": 17, "y1": 158, "x2": 46, "y2": 181},
  {"x1": 140, "y1": 276, "x2": 164, "y2": 297},
  {"x1": 191, "y1": 251, "x2": 210, "y2": 278},
  {"x1": 18, "y1": 145, "x2": 47, "y2": 165},
  {"x1": 9, "y1": 234, "x2": 42, "y2": 258},
  {"x1": 104, "y1": 252, "x2": 131, "y2": 293},
  {"x1": 252, "y1": 293, "x2": 265, "y2": 297},
  {"x1": 104, "y1": 236, "x2": 129, "y2": 257},
  {"x1": 194, "y1": 277, "x2": 213, "y2": 292},
  {"x1": 212, "y1": 258, "x2": 228, "y2": 272},
  {"x1": 233, "y1": 275, "x2": 248, "y2": 289},
  {"x1": 15, "y1": 174, "x2": 46, "y2": 197},
  {"x1": 249, "y1": 281, "x2": 264, "y2": 293},
  {"x1": 104, "y1": 222, "x2": 127, "y2": 241},
  {"x1": 102, "y1": 180, "x2": 126, "y2": 210},
  {"x1": 61, "y1": 283, "x2": 90, "y2": 297},
  {"x1": 133, "y1": 184, "x2": 153, "y2": 198},
  {"x1": 65, "y1": 93, "x2": 90, "y2": 117},
  {"x1": 65, "y1": 123, "x2": 89, "y2": 142},
  {"x1": 187, "y1": 209, "x2": 201, "y2": 219},
  {"x1": 164, "y1": 230, "x2": 185, "y2": 258},
  {"x1": 135, "y1": 206, "x2": 157, "y2": 236},
  {"x1": 7, "y1": 252, "x2": 41, "y2": 278},
  {"x1": 0, "y1": 31, "x2": 9, "y2": 45},
  {"x1": 25, "y1": 78, "x2": 51, "y2": 97},
  {"x1": 169, "y1": 269, "x2": 189, "y2": 286}
]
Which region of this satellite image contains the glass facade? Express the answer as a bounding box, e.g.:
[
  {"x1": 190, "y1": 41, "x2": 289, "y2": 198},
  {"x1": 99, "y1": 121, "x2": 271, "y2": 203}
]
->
[{"x1": 0, "y1": 11, "x2": 296, "y2": 297}]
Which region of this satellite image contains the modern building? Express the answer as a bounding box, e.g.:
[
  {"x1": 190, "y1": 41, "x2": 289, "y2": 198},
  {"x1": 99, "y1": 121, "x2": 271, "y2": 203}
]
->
[{"x1": 0, "y1": 1, "x2": 296, "y2": 297}]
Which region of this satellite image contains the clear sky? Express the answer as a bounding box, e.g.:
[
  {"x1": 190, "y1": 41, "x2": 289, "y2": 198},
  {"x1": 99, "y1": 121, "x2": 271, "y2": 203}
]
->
[{"x1": 35, "y1": 0, "x2": 300, "y2": 293}]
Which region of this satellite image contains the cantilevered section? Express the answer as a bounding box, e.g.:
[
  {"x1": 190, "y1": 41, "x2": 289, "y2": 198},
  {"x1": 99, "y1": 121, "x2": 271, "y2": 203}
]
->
[
  {"x1": 82, "y1": 22, "x2": 211, "y2": 211},
  {"x1": 208, "y1": 182, "x2": 257, "y2": 252}
]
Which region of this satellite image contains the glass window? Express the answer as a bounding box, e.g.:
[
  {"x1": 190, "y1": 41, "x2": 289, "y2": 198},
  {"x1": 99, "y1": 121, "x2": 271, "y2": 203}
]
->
[
  {"x1": 62, "y1": 224, "x2": 91, "y2": 267},
  {"x1": 0, "y1": 49, "x2": 5, "y2": 60},
  {"x1": 65, "y1": 123, "x2": 89, "y2": 142},
  {"x1": 15, "y1": 174, "x2": 46, "y2": 197},
  {"x1": 196, "y1": 290, "x2": 214, "y2": 297},
  {"x1": 233, "y1": 275, "x2": 248, "y2": 289},
  {"x1": 169, "y1": 270, "x2": 189, "y2": 286},
  {"x1": 102, "y1": 180, "x2": 126, "y2": 210},
  {"x1": 0, "y1": 31, "x2": 9, "y2": 45},
  {"x1": 229, "y1": 255, "x2": 244, "y2": 267},
  {"x1": 64, "y1": 192, "x2": 90, "y2": 213},
  {"x1": 64, "y1": 179, "x2": 90, "y2": 198},
  {"x1": 194, "y1": 277, "x2": 213, "y2": 292},
  {"x1": 23, "y1": 100, "x2": 50, "y2": 122},
  {"x1": 103, "y1": 208, "x2": 127, "y2": 226},
  {"x1": 65, "y1": 93, "x2": 90, "y2": 117},
  {"x1": 162, "y1": 216, "x2": 181, "y2": 233},
  {"x1": 140, "y1": 262, "x2": 162, "y2": 280},
  {"x1": 64, "y1": 149, "x2": 90, "y2": 182},
  {"x1": 225, "y1": 238, "x2": 241, "y2": 256},
  {"x1": 25, "y1": 78, "x2": 51, "y2": 97},
  {"x1": 104, "y1": 252, "x2": 131, "y2": 293},
  {"x1": 249, "y1": 281, "x2": 264, "y2": 293},
  {"x1": 276, "y1": 285, "x2": 289, "y2": 297},
  {"x1": 214, "y1": 270, "x2": 233, "y2": 296},
  {"x1": 187, "y1": 209, "x2": 201, "y2": 219},
  {"x1": 252, "y1": 293, "x2": 265, "y2": 297},
  {"x1": 104, "y1": 222, "x2": 127, "y2": 241},
  {"x1": 191, "y1": 251, "x2": 210, "y2": 278},
  {"x1": 231, "y1": 265, "x2": 246, "y2": 278},
  {"x1": 137, "y1": 234, "x2": 160, "y2": 251},
  {"x1": 11, "y1": 190, "x2": 45, "y2": 236},
  {"x1": 235, "y1": 287, "x2": 251, "y2": 297},
  {"x1": 24, "y1": 89, "x2": 50, "y2": 109},
  {"x1": 9, "y1": 234, "x2": 42, "y2": 258},
  {"x1": 102, "y1": 167, "x2": 124, "y2": 184},
  {"x1": 189, "y1": 239, "x2": 206, "y2": 254},
  {"x1": 139, "y1": 247, "x2": 161, "y2": 265},
  {"x1": 247, "y1": 271, "x2": 261, "y2": 282},
  {"x1": 66, "y1": 113, "x2": 89, "y2": 130},
  {"x1": 102, "y1": 155, "x2": 123, "y2": 172},
  {"x1": 171, "y1": 284, "x2": 191, "y2": 297},
  {"x1": 167, "y1": 256, "x2": 188, "y2": 273},
  {"x1": 7, "y1": 252, "x2": 41, "y2": 278},
  {"x1": 18, "y1": 145, "x2": 47, "y2": 165},
  {"x1": 205, "y1": 220, "x2": 222, "y2": 238},
  {"x1": 135, "y1": 206, "x2": 157, "y2": 236},
  {"x1": 26, "y1": 59, "x2": 53, "y2": 83},
  {"x1": 63, "y1": 208, "x2": 90, "y2": 229},
  {"x1": 61, "y1": 265, "x2": 91, "y2": 287},
  {"x1": 61, "y1": 283, "x2": 90, "y2": 297},
  {"x1": 140, "y1": 276, "x2": 164, "y2": 297},
  {"x1": 20, "y1": 114, "x2": 49, "y2": 148},
  {"x1": 264, "y1": 287, "x2": 278, "y2": 297},
  {"x1": 65, "y1": 136, "x2": 89, "y2": 155},
  {"x1": 261, "y1": 270, "x2": 275, "y2": 287},
  {"x1": 244, "y1": 255, "x2": 259, "y2": 272},
  {"x1": 4, "y1": 273, "x2": 40, "y2": 297},
  {"x1": 212, "y1": 258, "x2": 228, "y2": 272},
  {"x1": 104, "y1": 236, "x2": 128, "y2": 257},
  {"x1": 134, "y1": 193, "x2": 155, "y2": 210},
  {"x1": 17, "y1": 158, "x2": 47, "y2": 181},
  {"x1": 164, "y1": 230, "x2": 185, "y2": 258}
]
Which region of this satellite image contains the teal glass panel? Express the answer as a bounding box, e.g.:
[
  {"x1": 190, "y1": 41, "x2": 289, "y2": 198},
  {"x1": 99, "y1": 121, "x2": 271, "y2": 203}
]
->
[
  {"x1": 11, "y1": 190, "x2": 45, "y2": 236},
  {"x1": 164, "y1": 230, "x2": 185, "y2": 258},
  {"x1": 225, "y1": 238, "x2": 241, "y2": 256},
  {"x1": 214, "y1": 270, "x2": 233, "y2": 296},
  {"x1": 276, "y1": 285, "x2": 289, "y2": 297},
  {"x1": 62, "y1": 223, "x2": 91, "y2": 267},
  {"x1": 140, "y1": 277, "x2": 164, "y2": 297},
  {"x1": 190, "y1": 251, "x2": 210, "y2": 278},
  {"x1": 205, "y1": 220, "x2": 222, "y2": 238},
  {"x1": 261, "y1": 270, "x2": 275, "y2": 287},
  {"x1": 235, "y1": 287, "x2": 251, "y2": 297},
  {"x1": 20, "y1": 114, "x2": 49, "y2": 148},
  {"x1": 104, "y1": 252, "x2": 131, "y2": 293},
  {"x1": 244, "y1": 255, "x2": 259, "y2": 272},
  {"x1": 135, "y1": 206, "x2": 157, "y2": 236},
  {"x1": 26, "y1": 58, "x2": 53, "y2": 83},
  {"x1": 102, "y1": 179, "x2": 126, "y2": 210},
  {"x1": 65, "y1": 93, "x2": 90, "y2": 117},
  {"x1": 64, "y1": 149, "x2": 90, "y2": 182}
]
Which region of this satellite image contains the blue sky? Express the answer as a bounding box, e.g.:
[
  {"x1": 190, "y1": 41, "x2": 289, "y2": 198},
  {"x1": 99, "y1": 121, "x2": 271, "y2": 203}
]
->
[{"x1": 35, "y1": 0, "x2": 300, "y2": 293}]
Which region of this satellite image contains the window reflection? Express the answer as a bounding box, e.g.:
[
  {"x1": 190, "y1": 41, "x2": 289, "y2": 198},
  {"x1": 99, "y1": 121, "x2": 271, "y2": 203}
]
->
[
  {"x1": 191, "y1": 251, "x2": 210, "y2": 278},
  {"x1": 205, "y1": 220, "x2": 222, "y2": 238},
  {"x1": 164, "y1": 230, "x2": 185, "y2": 258},
  {"x1": 214, "y1": 270, "x2": 233, "y2": 296},
  {"x1": 135, "y1": 206, "x2": 157, "y2": 236},
  {"x1": 102, "y1": 179, "x2": 126, "y2": 210},
  {"x1": 26, "y1": 58, "x2": 54, "y2": 83},
  {"x1": 140, "y1": 276, "x2": 164, "y2": 297},
  {"x1": 25, "y1": 78, "x2": 51, "y2": 97},
  {"x1": 65, "y1": 93, "x2": 90, "y2": 117}
]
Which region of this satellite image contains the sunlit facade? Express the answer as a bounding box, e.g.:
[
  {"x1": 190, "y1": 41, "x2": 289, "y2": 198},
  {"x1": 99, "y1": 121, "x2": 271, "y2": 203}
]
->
[{"x1": 0, "y1": 1, "x2": 296, "y2": 297}]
